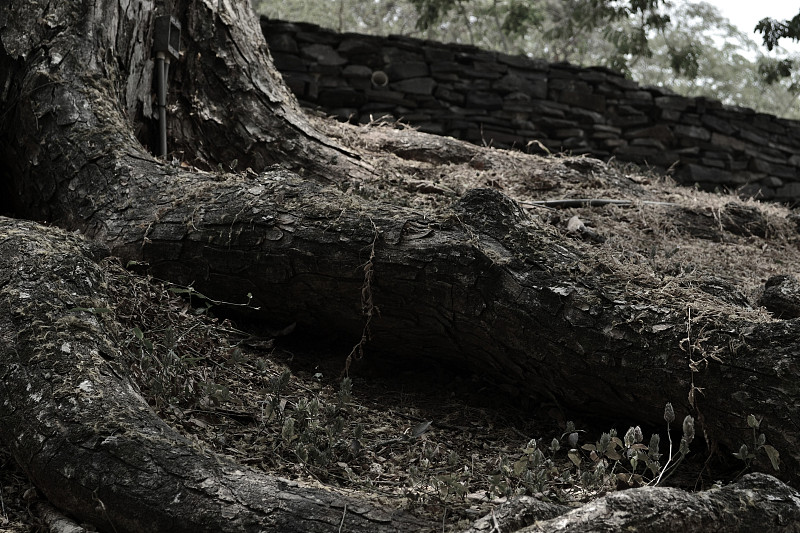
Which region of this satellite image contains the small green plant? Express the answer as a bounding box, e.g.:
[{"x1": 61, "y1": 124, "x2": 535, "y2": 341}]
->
[
  {"x1": 127, "y1": 326, "x2": 202, "y2": 407},
  {"x1": 264, "y1": 376, "x2": 360, "y2": 470},
  {"x1": 432, "y1": 472, "x2": 468, "y2": 501},
  {"x1": 203, "y1": 382, "x2": 230, "y2": 405},
  {"x1": 654, "y1": 403, "x2": 694, "y2": 486},
  {"x1": 531, "y1": 404, "x2": 697, "y2": 490},
  {"x1": 467, "y1": 403, "x2": 780, "y2": 502},
  {"x1": 261, "y1": 369, "x2": 291, "y2": 424},
  {"x1": 732, "y1": 414, "x2": 780, "y2": 472},
  {"x1": 510, "y1": 438, "x2": 561, "y2": 496}
]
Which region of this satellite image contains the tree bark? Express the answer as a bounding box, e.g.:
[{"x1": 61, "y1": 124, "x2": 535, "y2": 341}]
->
[
  {"x1": 0, "y1": 217, "x2": 428, "y2": 533},
  {"x1": 2, "y1": 0, "x2": 800, "y2": 531},
  {"x1": 464, "y1": 473, "x2": 800, "y2": 533},
  {"x1": 520, "y1": 473, "x2": 800, "y2": 532}
]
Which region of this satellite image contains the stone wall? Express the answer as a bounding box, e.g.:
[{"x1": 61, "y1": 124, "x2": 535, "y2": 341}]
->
[{"x1": 261, "y1": 17, "x2": 800, "y2": 201}]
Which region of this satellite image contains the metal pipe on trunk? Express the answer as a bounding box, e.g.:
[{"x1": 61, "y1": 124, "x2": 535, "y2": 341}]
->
[{"x1": 155, "y1": 52, "x2": 167, "y2": 157}]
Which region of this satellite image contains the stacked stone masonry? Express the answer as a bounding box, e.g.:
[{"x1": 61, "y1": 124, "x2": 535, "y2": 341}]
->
[{"x1": 262, "y1": 17, "x2": 800, "y2": 201}]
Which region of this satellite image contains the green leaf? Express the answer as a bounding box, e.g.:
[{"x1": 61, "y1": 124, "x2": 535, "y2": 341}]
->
[
  {"x1": 169, "y1": 286, "x2": 196, "y2": 296},
  {"x1": 568, "y1": 450, "x2": 582, "y2": 467},
  {"x1": 738, "y1": 443, "x2": 749, "y2": 460},
  {"x1": 71, "y1": 306, "x2": 111, "y2": 315},
  {"x1": 763, "y1": 445, "x2": 780, "y2": 471},
  {"x1": 412, "y1": 420, "x2": 432, "y2": 438},
  {"x1": 282, "y1": 417, "x2": 296, "y2": 442},
  {"x1": 605, "y1": 449, "x2": 621, "y2": 461}
]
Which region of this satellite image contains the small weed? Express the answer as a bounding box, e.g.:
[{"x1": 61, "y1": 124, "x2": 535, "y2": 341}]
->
[
  {"x1": 126, "y1": 326, "x2": 202, "y2": 408},
  {"x1": 732, "y1": 414, "x2": 780, "y2": 473},
  {"x1": 103, "y1": 258, "x2": 238, "y2": 411},
  {"x1": 263, "y1": 377, "x2": 361, "y2": 471},
  {"x1": 497, "y1": 403, "x2": 699, "y2": 498}
]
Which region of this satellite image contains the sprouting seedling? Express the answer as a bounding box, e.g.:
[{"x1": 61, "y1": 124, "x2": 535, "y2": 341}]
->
[
  {"x1": 654, "y1": 403, "x2": 694, "y2": 486},
  {"x1": 733, "y1": 414, "x2": 780, "y2": 472}
]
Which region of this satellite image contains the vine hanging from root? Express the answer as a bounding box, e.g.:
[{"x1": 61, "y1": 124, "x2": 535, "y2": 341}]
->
[{"x1": 343, "y1": 219, "x2": 379, "y2": 376}]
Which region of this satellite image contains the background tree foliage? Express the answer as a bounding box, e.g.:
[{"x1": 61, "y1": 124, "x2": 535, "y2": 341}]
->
[
  {"x1": 629, "y1": 2, "x2": 800, "y2": 119},
  {"x1": 253, "y1": 0, "x2": 800, "y2": 119}
]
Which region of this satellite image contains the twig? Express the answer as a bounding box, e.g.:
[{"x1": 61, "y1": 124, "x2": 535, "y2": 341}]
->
[
  {"x1": 655, "y1": 422, "x2": 674, "y2": 487},
  {"x1": 92, "y1": 493, "x2": 118, "y2": 533},
  {"x1": 491, "y1": 508, "x2": 502, "y2": 532},
  {"x1": 338, "y1": 503, "x2": 347, "y2": 533},
  {"x1": 370, "y1": 435, "x2": 410, "y2": 451},
  {"x1": 520, "y1": 198, "x2": 678, "y2": 209},
  {"x1": 389, "y1": 409, "x2": 470, "y2": 432}
]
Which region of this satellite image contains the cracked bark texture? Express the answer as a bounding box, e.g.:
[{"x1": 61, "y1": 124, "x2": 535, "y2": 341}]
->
[
  {"x1": 464, "y1": 473, "x2": 800, "y2": 533},
  {"x1": 519, "y1": 473, "x2": 800, "y2": 532},
  {"x1": 2, "y1": 0, "x2": 800, "y2": 531},
  {"x1": 0, "y1": 218, "x2": 427, "y2": 533}
]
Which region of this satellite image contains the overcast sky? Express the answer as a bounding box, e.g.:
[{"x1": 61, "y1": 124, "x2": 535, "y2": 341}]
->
[{"x1": 698, "y1": 0, "x2": 800, "y2": 53}]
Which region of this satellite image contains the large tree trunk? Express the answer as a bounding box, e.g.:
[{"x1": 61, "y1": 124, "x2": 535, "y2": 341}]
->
[{"x1": 2, "y1": 0, "x2": 800, "y2": 531}]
